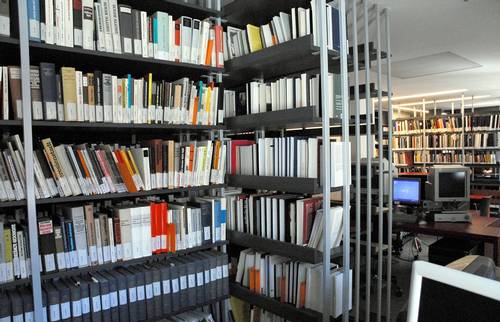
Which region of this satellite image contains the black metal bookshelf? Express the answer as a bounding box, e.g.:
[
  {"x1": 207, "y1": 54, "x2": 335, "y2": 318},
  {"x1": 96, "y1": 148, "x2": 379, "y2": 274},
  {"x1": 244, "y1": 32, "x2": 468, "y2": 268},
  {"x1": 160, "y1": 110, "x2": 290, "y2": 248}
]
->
[
  {"x1": 226, "y1": 175, "x2": 342, "y2": 194},
  {"x1": 228, "y1": 230, "x2": 343, "y2": 264},
  {"x1": 229, "y1": 282, "x2": 322, "y2": 322},
  {"x1": 0, "y1": 184, "x2": 225, "y2": 209}
]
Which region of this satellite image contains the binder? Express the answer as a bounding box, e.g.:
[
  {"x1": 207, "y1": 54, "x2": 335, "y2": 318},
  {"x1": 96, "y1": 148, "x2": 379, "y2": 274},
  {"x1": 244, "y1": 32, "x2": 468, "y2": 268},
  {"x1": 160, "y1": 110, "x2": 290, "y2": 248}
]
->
[
  {"x1": 7, "y1": 289, "x2": 23, "y2": 322},
  {"x1": 20, "y1": 288, "x2": 34, "y2": 322},
  {"x1": 116, "y1": 267, "x2": 137, "y2": 322},
  {"x1": 195, "y1": 252, "x2": 213, "y2": 302},
  {"x1": 142, "y1": 266, "x2": 155, "y2": 319},
  {"x1": 44, "y1": 282, "x2": 61, "y2": 322},
  {"x1": 0, "y1": 290, "x2": 11, "y2": 321},
  {"x1": 90, "y1": 273, "x2": 111, "y2": 322},
  {"x1": 83, "y1": 275, "x2": 102, "y2": 322},
  {"x1": 202, "y1": 251, "x2": 218, "y2": 299},
  {"x1": 107, "y1": 270, "x2": 129, "y2": 322},
  {"x1": 66, "y1": 279, "x2": 83, "y2": 322},
  {"x1": 53, "y1": 280, "x2": 71, "y2": 322},
  {"x1": 71, "y1": 276, "x2": 91, "y2": 322},
  {"x1": 211, "y1": 251, "x2": 224, "y2": 298},
  {"x1": 167, "y1": 261, "x2": 180, "y2": 312},
  {"x1": 100, "y1": 271, "x2": 119, "y2": 322},
  {"x1": 149, "y1": 264, "x2": 162, "y2": 318},
  {"x1": 177, "y1": 257, "x2": 196, "y2": 307},
  {"x1": 170, "y1": 258, "x2": 188, "y2": 308},
  {"x1": 127, "y1": 266, "x2": 146, "y2": 320},
  {"x1": 157, "y1": 262, "x2": 172, "y2": 315},
  {"x1": 189, "y1": 253, "x2": 206, "y2": 305}
]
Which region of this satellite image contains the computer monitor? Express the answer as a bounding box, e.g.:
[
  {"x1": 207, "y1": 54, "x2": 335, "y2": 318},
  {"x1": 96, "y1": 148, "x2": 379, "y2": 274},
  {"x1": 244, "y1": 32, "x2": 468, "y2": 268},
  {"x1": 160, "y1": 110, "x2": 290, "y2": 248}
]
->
[
  {"x1": 393, "y1": 177, "x2": 421, "y2": 205},
  {"x1": 427, "y1": 165, "x2": 470, "y2": 202}
]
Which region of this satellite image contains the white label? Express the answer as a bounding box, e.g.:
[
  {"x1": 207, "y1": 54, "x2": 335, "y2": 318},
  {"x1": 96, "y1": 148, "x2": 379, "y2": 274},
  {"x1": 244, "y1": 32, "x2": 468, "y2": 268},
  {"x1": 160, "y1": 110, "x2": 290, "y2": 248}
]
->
[
  {"x1": 89, "y1": 246, "x2": 98, "y2": 263},
  {"x1": 223, "y1": 264, "x2": 229, "y2": 278},
  {"x1": 162, "y1": 280, "x2": 171, "y2": 294},
  {"x1": 119, "y1": 290, "x2": 127, "y2": 305},
  {"x1": 129, "y1": 287, "x2": 137, "y2": 303},
  {"x1": 145, "y1": 284, "x2": 153, "y2": 299},
  {"x1": 188, "y1": 274, "x2": 196, "y2": 288},
  {"x1": 180, "y1": 276, "x2": 187, "y2": 290},
  {"x1": 70, "y1": 250, "x2": 79, "y2": 267},
  {"x1": 110, "y1": 291, "x2": 118, "y2": 307},
  {"x1": 77, "y1": 249, "x2": 88, "y2": 267},
  {"x1": 153, "y1": 282, "x2": 161, "y2": 296},
  {"x1": 216, "y1": 266, "x2": 222, "y2": 280},
  {"x1": 42, "y1": 307, "x2": 47, "y2": 322},
  {"x1": 115, "y1": 244, "x2": 123, "y2": 260},
  {"x1": 204, "y1": 270, "x2": 210, "y2": 283},
  {"x1": 110, "y1": 245, "x2": 116, "y2": 262},
  {"x1": 24, "y1": 311, "x2": 34, "y2": 322},
  {"x1": 44, "y1": 254, "x2": 56, "y2": 272},
  {"x1": 103, "y1": 246, "x2": 110, "y2": 262},
  {"x1": 72, "y1": 300, "x2": 82, "y2": 317},
  {"x1": 122, "y1": 243, "x2": 132, "y2": 260},
  {"x1": 197, "y1": 272, "x2": 204, "y2": 286},
  {"x1": 46, "y1": 102, "x2": 57, "y2": 120},
  {"x1": 204, "y1": 227, "x2": 211, "y2": 241},
  {"x1": 124, "y1": 38, "x2": 132, "y2": 53},
  {"x1": 0, "y1": 317, "x2": 11, "y2": 322},
  {"x1": 49, "y1": 304, "x2": 60, "y2": 321},
  {"x1": 56, "y1": 252, "x2": 66, "y2": 270},
  {"x1": 81, "y1": 297, "x2": 90, "y2": 314},
  {"x1": 210, "y1": 268, "x2": 217, "y2": 281},
  {"x1": 92, "y1": 295, "x2": 101, "y2": 312},
  {"x1": 137, "y1": 285, "x2": 145, "y2": 301},
  {"x1": 101, "y1": 293, "x2": 110, "y2": 310},
  {"x1": 13, "y1": 314, "x2": 22, "y2": 322},
  {"x1": 171, "y1": 279, "x2": 179, "y2": 293},
  {"x1": 60, "y1": 302, "x2": 71, "y2": 319}
]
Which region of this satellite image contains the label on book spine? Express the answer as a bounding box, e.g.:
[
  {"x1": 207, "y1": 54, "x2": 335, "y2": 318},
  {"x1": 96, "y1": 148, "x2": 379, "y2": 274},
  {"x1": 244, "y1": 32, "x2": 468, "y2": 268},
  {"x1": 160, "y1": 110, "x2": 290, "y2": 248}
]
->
[{"x1": 81, "y1": 297, "x2": 90, "y2": 314}]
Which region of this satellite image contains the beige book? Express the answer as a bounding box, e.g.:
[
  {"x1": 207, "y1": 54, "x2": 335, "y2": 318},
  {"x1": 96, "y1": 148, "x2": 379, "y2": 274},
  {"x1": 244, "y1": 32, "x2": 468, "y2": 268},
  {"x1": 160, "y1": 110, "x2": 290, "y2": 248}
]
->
[{"x1": 61, "y1": 67, "x2": 77, "y2": 121}]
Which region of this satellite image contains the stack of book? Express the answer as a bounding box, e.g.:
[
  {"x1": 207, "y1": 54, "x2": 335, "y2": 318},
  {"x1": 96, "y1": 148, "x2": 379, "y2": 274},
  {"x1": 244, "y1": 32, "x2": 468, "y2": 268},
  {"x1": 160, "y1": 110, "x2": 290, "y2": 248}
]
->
[
  {"x1": 227, "y1": 193, "x2": 343, "y2": 252},
  {"x1": 235, "y1": 249, "x2": 351, "y2": 318},
  {"x1": 224, "y1": 0, "x2": 339, "y2": 60},
  {"x1": 2, "y1": 63, "x2": 226, "y2": 125},
  {"x1": 25, "y1": 0, "x2": 224, "y2": 68},
  {"x1": 0, "y1": 210, "x2": 31, "y2": 284},
  {"x1": 228, "y1": 138, "x2": 350, "y2": 187},
  {"x1": 227, "y1": 73, "x2": 342, "y2": 118},
  {"x1": 0, "y1": 135, "x2": 225, "y2": 202},
  {"x1": 0, "y1": 251, "x2": 228, "y2": 321},
  {"x1": 36, "y1": 198, "x2": 227, "y2": 274}
]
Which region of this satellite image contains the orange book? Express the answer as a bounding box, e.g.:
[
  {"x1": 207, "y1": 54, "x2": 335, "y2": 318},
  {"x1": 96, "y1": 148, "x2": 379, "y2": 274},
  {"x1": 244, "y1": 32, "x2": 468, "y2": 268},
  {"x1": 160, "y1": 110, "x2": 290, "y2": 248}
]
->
[
  {"x1": 150, "y1": 203, "x2": 159, "y2": 254},
  {"x1": 120, "y1": 149, "x2": 141, "y2": 191},
  {"x1": 188, "y1": 143, "x2": 195, "y2": 172},
  {"x1": 213, "y1": 140, "x2": 221, "y2": 171},
  {"x1": 159, "y1": 202, "x2": 168, "y2": 252},
  {"x1": 279, "y1": 277, "x2": 286, "y2": 303},
  {"x1": 113, "y1": 150, "x2": 138, "y2": 192},
  {"x1": 254, "y1": 269, "x2": 261, "y2": 294},
  {"x1": 76, "y1": 150, "x2": 92, "y2": 184},
  {"x1": 299, "y1": 281, "x2": 307, "y2": 308},
  {"x1": 249, "y1": 268, "x2": 256, "y2": 292},
  {"x1": 167, "y1": 223, "x2": 176, "y2": 252},
  {"x1": 205, "y1": 39, "x2": 214, "y2": 66},
  {"x1": 191, "y1": 96, "x2": 199, "y2": 125}
]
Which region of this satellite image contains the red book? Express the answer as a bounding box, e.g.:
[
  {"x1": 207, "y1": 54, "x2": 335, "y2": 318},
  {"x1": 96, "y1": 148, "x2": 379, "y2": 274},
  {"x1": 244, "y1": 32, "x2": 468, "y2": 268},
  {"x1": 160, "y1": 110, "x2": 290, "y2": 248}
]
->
[
  {"x1": 159, "y1": 202, "x2": 168, "y2": 252},
  {"x1": 214, "y1": 25, "x2": 224, "y2": 68},
  {"x1": 230, "y1": 140, "x2": 255, "y2": 175},
  {"x1": 302, "y1": 197, "x2": 322, "y2": 244},
  {"x1": 175, "y1": 20, "x2": 181, "y2": 62}
]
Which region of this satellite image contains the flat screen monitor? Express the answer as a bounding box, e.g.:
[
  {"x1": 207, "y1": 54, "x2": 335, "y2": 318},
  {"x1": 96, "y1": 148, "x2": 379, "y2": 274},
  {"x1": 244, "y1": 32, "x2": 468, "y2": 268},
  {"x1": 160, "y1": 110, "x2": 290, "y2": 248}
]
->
[{"x1": 393, "y1": 178, "x2": 421, "y2": 204}]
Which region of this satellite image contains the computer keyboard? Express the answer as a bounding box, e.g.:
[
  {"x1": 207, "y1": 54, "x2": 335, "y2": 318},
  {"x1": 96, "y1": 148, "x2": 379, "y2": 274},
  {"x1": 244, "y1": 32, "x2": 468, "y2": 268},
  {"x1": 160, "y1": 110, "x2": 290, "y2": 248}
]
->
[{"x1": 487, "y1": 219, "x2": 500, "y2": 228}]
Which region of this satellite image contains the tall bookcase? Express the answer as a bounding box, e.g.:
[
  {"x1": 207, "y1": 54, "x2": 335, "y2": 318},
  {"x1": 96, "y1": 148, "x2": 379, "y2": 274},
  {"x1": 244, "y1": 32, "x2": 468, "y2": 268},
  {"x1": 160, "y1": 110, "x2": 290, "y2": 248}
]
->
[{"x1": 2, "y1": 0, "x2": 229, "y2": 320}]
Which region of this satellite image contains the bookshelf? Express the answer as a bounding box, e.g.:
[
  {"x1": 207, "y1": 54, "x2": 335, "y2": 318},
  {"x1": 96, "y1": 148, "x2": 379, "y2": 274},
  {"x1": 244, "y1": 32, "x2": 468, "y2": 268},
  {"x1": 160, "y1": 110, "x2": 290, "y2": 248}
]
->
[
  {"x1": 1, "y1": 0, "x2": 230, "y2": 320},
  {"x1": 226, "y1": 175, "x2": 343, "y2": 194}
]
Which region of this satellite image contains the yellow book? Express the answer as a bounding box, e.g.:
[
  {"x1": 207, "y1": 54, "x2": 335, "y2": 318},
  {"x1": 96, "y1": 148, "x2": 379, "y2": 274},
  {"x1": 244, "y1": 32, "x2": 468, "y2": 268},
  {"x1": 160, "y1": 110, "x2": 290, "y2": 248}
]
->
[
  {"x1": 4, "y1": 227, "x2": 13, "y2": 280},
  {"x1": 205, "y1": 86, "x2": 212, "y2": 125},
  {"x1": 246, "y1": 24, "x2": 263, "y2": 52},
  {"x1": 61, "y1": 67, "x2": 77, "y2": 121}
]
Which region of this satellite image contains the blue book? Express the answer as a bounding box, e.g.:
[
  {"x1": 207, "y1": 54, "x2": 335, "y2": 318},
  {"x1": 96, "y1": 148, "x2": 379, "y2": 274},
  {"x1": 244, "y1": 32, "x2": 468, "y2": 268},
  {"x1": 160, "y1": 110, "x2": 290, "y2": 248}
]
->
[
  {"x1": 331, "y1": 5, "x2": 340, "y2": 51},
  {"x1": 27, "y1": 0, "x2": 41, "y2": 42},
  {"x1": 213, "y1": 199, "x2": 221, "y2": 242}
]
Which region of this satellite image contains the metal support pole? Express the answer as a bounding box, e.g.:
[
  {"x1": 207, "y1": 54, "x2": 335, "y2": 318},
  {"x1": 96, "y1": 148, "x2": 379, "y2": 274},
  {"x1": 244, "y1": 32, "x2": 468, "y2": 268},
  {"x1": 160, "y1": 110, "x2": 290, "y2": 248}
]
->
[
  {"x1": 363, "y1": 1, "x2": 373, "y2": 321},
  {"x1": 422, "y1": 100, "x2": 426, "y2": 166},
  {"x1": 352, "y1": 0, "x2": 361, "y2": 321},
  {"x1": 461, "y1": 94, "x2": 465, "y2": 164},
  {"x1": 18, "y1": 0, "x2": 43, "y2": 316},
  {"x1": 340, "y1": 0, "x2": 351, "y2": 320},
  {"x1": 384, "y1": 9, "x2": 393, "y2": 322},
  {"x1": 375, "y1": 6, "x2": 383, "y2": 322},
  {"x1": 317, "y1": 0, "x2": 332, "y2": 320}
]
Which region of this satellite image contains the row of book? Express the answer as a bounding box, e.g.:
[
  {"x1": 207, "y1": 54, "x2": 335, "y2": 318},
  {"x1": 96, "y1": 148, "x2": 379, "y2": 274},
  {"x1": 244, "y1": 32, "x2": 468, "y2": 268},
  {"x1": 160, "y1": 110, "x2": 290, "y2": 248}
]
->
[
  {"x1": 0, "y1": 251, "x2": 228, "y2": 322},
  {"x1": 235, "y1": 248, "x2": 351, "y2": 318},
  {"x1": 225, "y1": 0, "x2": 339, "y2": 60},
  {"x1": 226, "y1": 192, "x2": 343, "y2": 251},
  {"x1": 394, "y1": 151, "x2": 499, "y2": 165},
  {"x1": 463, "y1": 133, "x2": 497, "y2": 148},
  {"x1": 392, "y1": 133, "x2": 498, "y2": 150},
  {"x1": 0, "y1": 210, "x2": 30, "y2": 282},
  {"x1": 0, "y1": 135, "x2": 225, "y2": 202},
  {"x1": 1, "y1": 64, "x2": 228, "y2": 125},
  {"x1": 35, "y1": 197, "x2": 226, "y2": 275},
  {"x1": 392, "y1": 136, "x2": 424, "y2": 150},
  {"x1": 229, "y1": 73, "x2": 341, "y2": 118},
  {"x1": 20, "y1": 0, "x2": 224, "y2": 67},
  {"x1": 228, "y1": 138, "x2": 351, "y2": 187},
  {"x1": 393, "y1": 115, "x2": 500, "y2": 135}
]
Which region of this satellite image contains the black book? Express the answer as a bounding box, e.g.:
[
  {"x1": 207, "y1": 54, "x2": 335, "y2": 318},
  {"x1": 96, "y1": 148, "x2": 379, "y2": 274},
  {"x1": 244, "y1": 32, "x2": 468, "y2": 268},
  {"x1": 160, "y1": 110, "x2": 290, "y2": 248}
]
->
[
  {"x1": 167, "y1": 261, "x2": 180, "y2": 312},
  {"x1": 189, "y1": 253, "x2": 206, "y2": 305},
  {"x1": 39, "y1": 62, "x2": 57, "y2": 120},
  {"x1": 91, "y1": 272, "x2": 111, "y2": 322},
  {"x1": 100, "y1": 271, "x2": 119, "y2": 322},
  {"x1": 142, "y1": 265, "x2": 155, "y2": 319},
  {"x1": 38, "y1": 217, "x2": 57, "y2": 273},
  {"x1": 116, "y1": 267, "x2": 137, "y2": 322},
  {"x1": 118, "y1": 5, "x2": 133, "y2": 55},
  {"x1": 188, "y1": 200, "x2": 212, "y2": 245},
  {"x1": 177, "y1": 256, "x2": 196, "y2": 307},
  {"x1": 66, "y1": 278, "x2": 83, "y2": 322},
  {"x1": 55, "y1": 73, "x2": 64, "y2": 121},
  {"x1": 170, "y1": 258, "x2": 188, "y2": 308},
  {"x1": 7, "y1": 289, "x2": 22, "y2": 322},
  {"x1": 44, "y1": 282, "x2": 61, "y2": 322},
  {"x1": 73, "y1": 0, "x2": 83, "y2": 47},
  {"x1": 127, "y1": 266, "x2": 146, "y2": 319},
  {"x1": 94, "y1": 70, "x2": 104, "y2": 121},
  {"x1": 131, "y1": 9, "x2": 141, "y2": 56},
  {"x1": 156, "y1": 262, "x2": 172, "y2": 315},
  {"x1": 148, "y1": 264, "x2": 162, "y2": 318},
  {"x1": 53, "y1": 280, "x2": 71, "y2": 322},
  {"x1": 107, "y1": 270, "x2": 129, "y2": 322},
  {"x1": 72, "y1": 276, "x2": 91, "y2": 322}
]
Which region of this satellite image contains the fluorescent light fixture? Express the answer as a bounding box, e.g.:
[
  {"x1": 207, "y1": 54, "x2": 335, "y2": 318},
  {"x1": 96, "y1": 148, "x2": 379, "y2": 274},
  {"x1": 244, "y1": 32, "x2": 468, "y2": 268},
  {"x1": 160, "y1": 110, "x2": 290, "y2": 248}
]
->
[
  {"x1": 382, "y1": 89, "x2": 468, "y2": 102},
  {"x1": 393, "y1": 105, "x2": 430, "y2": 114},
  {"x1": 396, "y1": 95, "x2": 490, "y2": 107},
  {"x1": 464, "y1": 100, "x2": 500, "y2": 108}
]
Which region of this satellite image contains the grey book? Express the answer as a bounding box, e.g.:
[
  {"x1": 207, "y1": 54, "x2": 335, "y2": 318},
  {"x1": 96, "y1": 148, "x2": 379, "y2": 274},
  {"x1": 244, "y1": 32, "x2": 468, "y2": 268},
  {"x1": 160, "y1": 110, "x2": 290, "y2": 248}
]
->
[
  {"x1": 170, "y1": 258, "x2": 189, "y2": 308},
  {"x1": 188, "y1": 253, "x2": 206, "y2": 305},
  {"x1": 82, "y1": 275, "x2": 102, "y2": 322},
  {"x1": 177, "y1": 256, "x2": 196, "y2": 307},
  {"x1": 20, "y1": 288, "x2": 34, "y2": 322},
  {"x1": 167, "y1": 261, "x2": 180, "y2": 312},
  {"x1": 210, "y1": 251, "x2": 225, "y2": 297},
  {"x1": 39, "y1": 62, "x2": 58, "y2": 120},
  {"x1": 0, "y1": 0, "x2": 10, "y2": 36},
  {"x1": 149, "y1": 264, "x2": 162, "y2": 318},
  {"x1": 72, "y1": 276, "x2": 91, "y2": 322},
  {"x1": 142, "y1": 265, "x2": 155, "y2": 319},
  {"x1": 100, "y1": 271, "x2": 119, "y2": 322},
  {"x1": 199, "y1": 251, "x2": 217, "y2": 300},
  {"x1": 116, "y1": 267, "x2": 137, "y2": 322},
  {"x1": 91, "y1": 272, "x2": 111, "y2": 322},
  {"x1": 44, "y1": 282, "x2": 61, "y2": 322},
  {"x1": 131, "y1": 9, "x2": 141, "y2": 56},
  {"x1": 7, "y1": 289, "x2": 22, "y2": 322},
  {"x1": 118, "y1": 5, "x2": 133, "y2": 55},
  {"x1": 157, "y1": 262, "x2": 172, "y2": 315},
  {"x1": 127, "y1": 266, "x2": 146, "y2": 319},
  {"x1": 66, "y1": 279, "x2": 83, "y2": 322},
  {"x1": 107, "y1": 270, "x2": 129, "y2": 322},
  {"x1": 53, "y1": 280, "x2": 72, "y2": 322}
]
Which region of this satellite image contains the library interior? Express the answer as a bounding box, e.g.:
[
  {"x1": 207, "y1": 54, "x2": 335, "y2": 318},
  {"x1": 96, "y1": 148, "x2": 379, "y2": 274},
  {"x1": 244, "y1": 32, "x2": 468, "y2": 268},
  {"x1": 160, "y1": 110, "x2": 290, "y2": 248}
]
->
[{"x1": 0, "y1": 0, "x2": 499, "y2": 321}]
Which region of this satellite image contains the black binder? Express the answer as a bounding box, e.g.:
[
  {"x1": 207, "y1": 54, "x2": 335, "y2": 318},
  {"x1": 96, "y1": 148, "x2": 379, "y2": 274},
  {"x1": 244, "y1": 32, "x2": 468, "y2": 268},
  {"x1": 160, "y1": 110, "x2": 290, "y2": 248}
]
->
[
  {"x1": 177, "y1": 256, "x2": 197, "y2": 307},
  {"x1": 8, "y1": 289, "x2": 23, "y2": 322},
  {"x1": 126, "y1": 266, "x2": 146, "y2": 320},
  {"x1": 189, "y1": 253, "x2": 207, "y2": 305},
  {"x1": 71, "y1": 276, "x2": 91, "y2": 322},
  {"x1": 107, "y1": 270, "x2": 129, "y2": 322},
  {"x1": 100, "y1": 271, "x2": 119, "y2": 322},
  {"x1": 44, "y1": 282, "x2": 61, "y2": 322},
  {"x1": 167, "y1": 261, "x2": 180, "y2": 312},
  {"x1": 116, "y1": 267, "x2": 137, "y2": 322},
  {"x1": 19, "y1": 288, "x2": 34, "y2": 322},
  {"x1": 156, "y1": 262, "x2": 172, "y2": 315},
  {"x1": 82, "y1": 275, "x2": 102, "y2": 322},
  {"x1": 91, "y1": 272, "x2": 111, "y2": 322},
  {"x1": 66, "y1": 279, "x2": 83, "y2": 322},
  {"x1": 140, "y1": 265, "x2": 155, "y2": 319},
  {"x1": 170, "y1": 258, "x2": 188, "y2": 309}
]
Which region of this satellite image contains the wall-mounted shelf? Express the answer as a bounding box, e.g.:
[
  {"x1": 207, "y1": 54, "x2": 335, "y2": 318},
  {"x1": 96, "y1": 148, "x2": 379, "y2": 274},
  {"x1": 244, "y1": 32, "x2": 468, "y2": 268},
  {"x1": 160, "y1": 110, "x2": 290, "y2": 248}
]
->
[{"x1": 226, "y1": 175, "x2": 341, "y2": 194}]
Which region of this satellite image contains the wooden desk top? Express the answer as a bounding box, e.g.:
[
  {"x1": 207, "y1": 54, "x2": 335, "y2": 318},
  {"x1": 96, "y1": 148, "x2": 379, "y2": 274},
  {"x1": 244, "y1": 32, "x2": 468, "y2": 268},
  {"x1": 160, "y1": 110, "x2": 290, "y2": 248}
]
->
[{"x1": 394, "y1": 212, "x2": 500, "y2": 241}]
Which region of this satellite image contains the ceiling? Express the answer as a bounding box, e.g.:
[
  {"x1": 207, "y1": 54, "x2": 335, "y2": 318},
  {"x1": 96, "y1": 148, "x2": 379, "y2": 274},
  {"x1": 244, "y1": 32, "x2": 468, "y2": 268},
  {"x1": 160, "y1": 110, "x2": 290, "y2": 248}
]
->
[{"x1": 370, "y1": 0, "x2": 500, "y2": 106}]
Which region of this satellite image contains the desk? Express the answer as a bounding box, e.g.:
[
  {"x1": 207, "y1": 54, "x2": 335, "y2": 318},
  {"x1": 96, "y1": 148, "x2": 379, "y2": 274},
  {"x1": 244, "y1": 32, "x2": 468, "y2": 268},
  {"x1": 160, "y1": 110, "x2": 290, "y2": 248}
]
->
[{"x1": 394, "y1": 211, "x2": 500, "y2": 265}]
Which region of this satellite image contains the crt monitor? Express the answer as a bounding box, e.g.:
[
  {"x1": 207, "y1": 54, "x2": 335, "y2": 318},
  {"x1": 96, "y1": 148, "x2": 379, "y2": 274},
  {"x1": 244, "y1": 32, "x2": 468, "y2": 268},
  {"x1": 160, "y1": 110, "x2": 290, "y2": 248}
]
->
[
  {"x1": 393, "y1": 177, "x2": 421, "y2": 204},
  {"x1": 427, "y1": 165, "x2": 470, "y2": 202}
]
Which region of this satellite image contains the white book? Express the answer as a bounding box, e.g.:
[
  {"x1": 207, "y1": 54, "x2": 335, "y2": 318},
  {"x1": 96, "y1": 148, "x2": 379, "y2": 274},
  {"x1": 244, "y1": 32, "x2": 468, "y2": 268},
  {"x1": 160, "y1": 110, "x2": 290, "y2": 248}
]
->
[
  {"x1": 99, "y1": 0, "x2": 114, "y2": 52},
  {"x1": 94, "y1": 218, "x2": 104, "y2": 265},
  {"x1": 107, "y1": 218, "x2": 117, "y2": 263},
  {"x1": 286, "y1": 78, "x2": 293, "y2": 109},
  {"x1": 111, "y1": 75, "x2": 120, "y2": 123},
  {"x1": 198, "y1": 21, "x2": 210, "y2": 65},
  {"x1": 261, "y1": 24, "x2": 273, "y2": 48},
  {"x1": 82, "y1": 0, "x2": 95, "y2": 50},
  {"x1": 291, "y1": 8, "x2": 297, "y2": 39},
  {"x1": 54, "y1": 0, "x2": 65, "y2": 46},
  {"x1": 44, "y1": 0, "x2": 54, "y2": 44},
  {"x1": 54, "y1": 145, "x2": 82, "y2": 196},
  {"x1": 191, "y1": 19, "x2": 201, "y2": 64},
  {"x1": 311, "y1": 0, "x2": 317, "y2": 45},
  {"x1": 297, "y1": 8, "x2": 307, "y2": 38},
  {"x1": 140, "y1": 206, "x2": 152, "y2": 257},
  {"x1": 305, "y1": 8, "x2": 311, "y2": 35},
  {"x1": 140, "y1": 11, "x2": 149, "y2": 58},
  {"x1": 279, "y1": 12, "x2": 292, "y2": 42},
  {"x1": 65, "y1": 206, "x2": 89, "y2": 268},
  {"x1": 108, "y1": 0, "x2": 122, "y2": 54},
  {"x1": 75, "y1": 71, "x2": 84, "y2": 121},
  {"x1": 64, "y1": 0, "x2": 73, "y2": 46},
  {"x1": 180, "y1": 16, "x2": 193, "y2": 63},
  {"x1": 118, "y1": 207, "x2": 133, "y2": 260},
  {"x1": 94, "y1": 3, "x2": 106, "y2": 51},
  {"x1": 2, "y1": 67, "x2": 8, "y2": 120},
  {"x1": 272, "y1": 16, "x2": 285, "y2": 43},
  {"x1": 326, "y1": 4, "x2": 333, "y2": 50}
]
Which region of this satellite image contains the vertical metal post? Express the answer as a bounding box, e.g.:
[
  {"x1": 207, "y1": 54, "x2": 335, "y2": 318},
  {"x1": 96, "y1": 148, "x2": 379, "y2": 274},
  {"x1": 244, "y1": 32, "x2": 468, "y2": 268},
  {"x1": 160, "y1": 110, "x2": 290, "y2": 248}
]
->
[
  {"x1": 375, "y1": 6, "x2": 383, "y2": 322},
  {"x1": 18, "y1": 0, "x2": 43, "y2": 316},
  {"x1": 339, "y1": 0, "x2": 351, "y2": 320},
  {"x1": 422, "y1": 100, "x2": 426, "y2": 166},
  {"x1": 316, "y1": 0, "x2": 332, "y2": 320},
  {"x1": 352, "y1": 0, "x2": 361, "y2": 321},
  {"x1": 461, "y1": 94, "x2": 465, "y2": 164},
  {"x1": 363, "y1": 2, "x2": 373, "y2": 321},
  {"x1": 384, "y1": 9, "x2": 393, "y2": 322}
]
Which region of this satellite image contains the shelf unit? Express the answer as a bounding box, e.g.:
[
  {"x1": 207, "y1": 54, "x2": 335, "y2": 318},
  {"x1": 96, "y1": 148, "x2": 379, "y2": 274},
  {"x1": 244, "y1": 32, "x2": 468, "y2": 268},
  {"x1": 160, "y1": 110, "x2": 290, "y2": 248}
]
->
[
  {"x1": 226, "y1": 175, "x2": 343, "y2": 194},
  {"x1": 1, "y1": 0, "x2": 230, "y2": 319}
]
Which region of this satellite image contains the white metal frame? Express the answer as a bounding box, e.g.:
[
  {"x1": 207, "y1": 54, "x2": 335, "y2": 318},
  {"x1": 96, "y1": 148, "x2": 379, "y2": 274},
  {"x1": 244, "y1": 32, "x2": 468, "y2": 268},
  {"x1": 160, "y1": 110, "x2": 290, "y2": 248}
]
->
[{"x1": 407, "y1": 260, "x2": 500, "y2": 322}]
